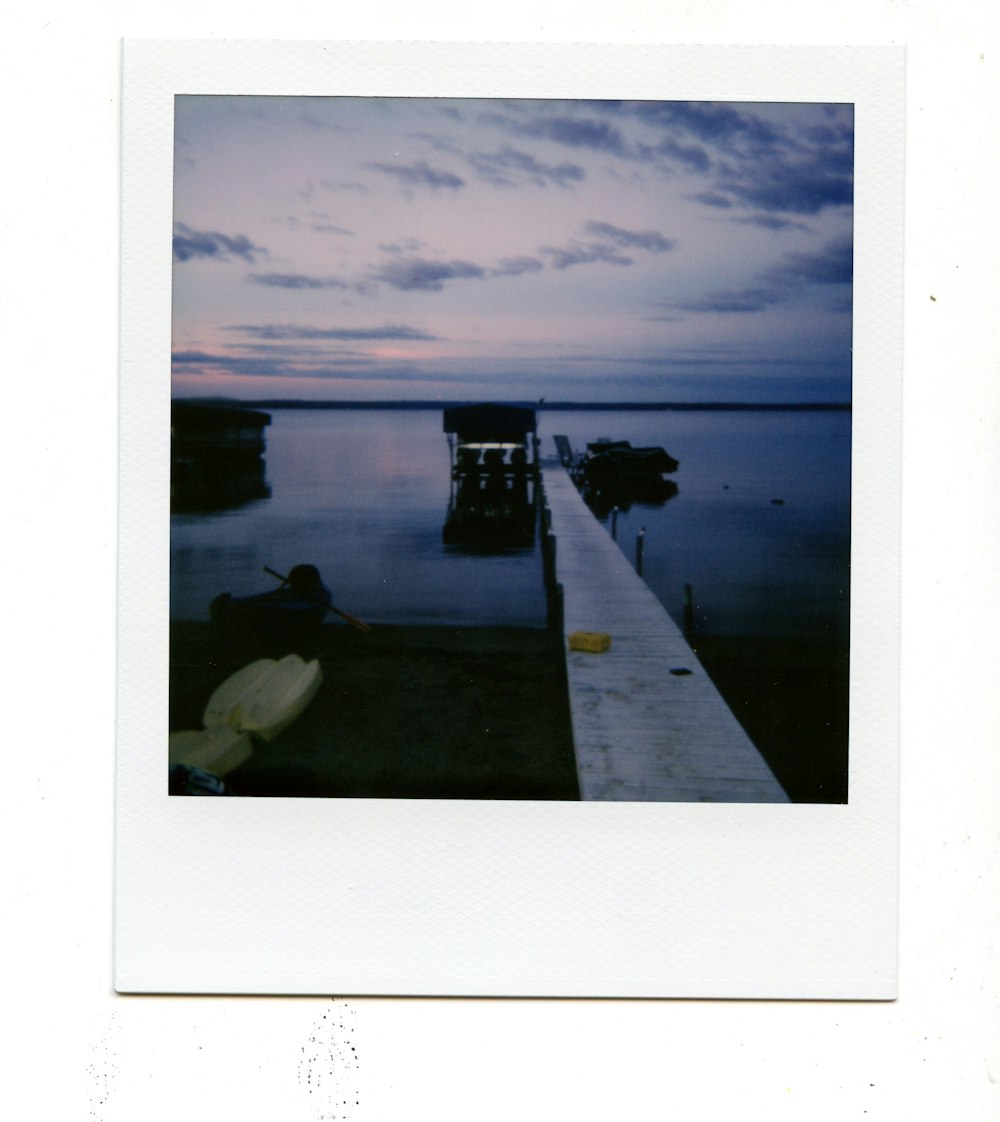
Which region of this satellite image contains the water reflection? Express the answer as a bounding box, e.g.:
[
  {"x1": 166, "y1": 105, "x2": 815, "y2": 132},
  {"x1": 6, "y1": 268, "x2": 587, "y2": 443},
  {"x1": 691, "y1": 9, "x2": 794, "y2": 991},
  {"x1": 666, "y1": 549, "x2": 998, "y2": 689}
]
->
[
  {"x1": 171, "y1": 456, "x2": 271, "y2": 513},
  {"x1": 170, "y1": 407, "x2": 850, "y2": 638}
]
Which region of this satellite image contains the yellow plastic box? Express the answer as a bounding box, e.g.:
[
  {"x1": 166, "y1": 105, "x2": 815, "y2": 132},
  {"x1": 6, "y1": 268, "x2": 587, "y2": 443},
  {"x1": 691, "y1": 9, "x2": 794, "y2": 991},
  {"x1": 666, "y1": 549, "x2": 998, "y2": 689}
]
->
[{"x1": 568, "y1": 631, "x2": 612, "y2": 653}]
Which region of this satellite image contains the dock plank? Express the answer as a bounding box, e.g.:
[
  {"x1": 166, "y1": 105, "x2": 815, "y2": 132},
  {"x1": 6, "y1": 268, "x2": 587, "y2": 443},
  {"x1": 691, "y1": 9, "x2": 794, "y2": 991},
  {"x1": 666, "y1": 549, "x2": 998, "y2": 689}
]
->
[{"x1": 542, "y1": 464, "x2": 788, "y2": 803}]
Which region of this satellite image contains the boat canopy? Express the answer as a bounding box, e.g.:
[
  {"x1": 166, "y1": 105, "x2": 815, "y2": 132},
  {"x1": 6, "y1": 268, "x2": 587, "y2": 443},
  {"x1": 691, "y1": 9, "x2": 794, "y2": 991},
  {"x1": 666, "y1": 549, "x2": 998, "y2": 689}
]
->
[
  {"x1": 442, "y1": 403, "x2": 537, "y2": 443},
  {"x1": 172, "y1": 400, "x2": 271, "y2": 432}
]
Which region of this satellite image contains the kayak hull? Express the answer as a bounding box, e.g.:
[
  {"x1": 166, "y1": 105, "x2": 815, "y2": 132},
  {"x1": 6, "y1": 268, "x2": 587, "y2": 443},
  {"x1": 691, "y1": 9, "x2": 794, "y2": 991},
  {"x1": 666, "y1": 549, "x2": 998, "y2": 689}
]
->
[
  {"x1": 168, "y1": 726, "x2": 254, "y2": 777},
  {"x1": 203, "y1": 653, "x2": 324, "y2": 742}
]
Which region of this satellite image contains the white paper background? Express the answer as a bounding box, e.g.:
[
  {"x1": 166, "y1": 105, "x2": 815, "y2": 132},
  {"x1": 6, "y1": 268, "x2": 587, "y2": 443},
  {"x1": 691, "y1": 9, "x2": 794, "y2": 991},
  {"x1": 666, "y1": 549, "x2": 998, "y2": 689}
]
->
[
  {"x1": 6, "y1": 2, "x2": 998, "y2": 1118},
  {"x1": 116, "y1": 40, "x2": 900, "y2": 999}
]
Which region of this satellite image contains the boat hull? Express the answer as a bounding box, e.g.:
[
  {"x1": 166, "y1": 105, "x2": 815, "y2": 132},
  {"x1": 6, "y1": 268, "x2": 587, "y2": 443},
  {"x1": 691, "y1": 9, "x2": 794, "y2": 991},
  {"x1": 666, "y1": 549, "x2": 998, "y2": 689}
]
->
[{"x1": 203, "y1": 653, "x2": 324, "y2": 743}]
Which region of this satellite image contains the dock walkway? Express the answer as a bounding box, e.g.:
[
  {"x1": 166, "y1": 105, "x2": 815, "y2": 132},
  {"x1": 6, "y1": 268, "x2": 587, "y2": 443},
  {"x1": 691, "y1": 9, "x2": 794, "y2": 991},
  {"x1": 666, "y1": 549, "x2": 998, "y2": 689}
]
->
[{"x1": 541, "y1": 463, "x2": 788, "y2": 802}]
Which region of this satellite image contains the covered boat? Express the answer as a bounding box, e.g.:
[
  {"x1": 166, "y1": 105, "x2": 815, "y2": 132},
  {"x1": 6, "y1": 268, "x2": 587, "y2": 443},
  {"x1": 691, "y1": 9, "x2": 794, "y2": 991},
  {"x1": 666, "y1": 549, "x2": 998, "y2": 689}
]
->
[
  {"x1": 577, "y1": 438, "x2": 680, "y2": 514},
  {"x1": 442, "y1": 403, "x2": 540, "y2": 547},
  {"x1": 171, "y1": 400, "x2": 272, "y2": 511}
]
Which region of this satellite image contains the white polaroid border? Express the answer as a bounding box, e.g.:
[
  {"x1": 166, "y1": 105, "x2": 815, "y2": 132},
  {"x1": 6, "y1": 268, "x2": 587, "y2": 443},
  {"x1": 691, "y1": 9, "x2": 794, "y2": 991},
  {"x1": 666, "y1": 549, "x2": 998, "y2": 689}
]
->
[{"x1": 116, "y1": 40, "x2": 902, "y2": 998}]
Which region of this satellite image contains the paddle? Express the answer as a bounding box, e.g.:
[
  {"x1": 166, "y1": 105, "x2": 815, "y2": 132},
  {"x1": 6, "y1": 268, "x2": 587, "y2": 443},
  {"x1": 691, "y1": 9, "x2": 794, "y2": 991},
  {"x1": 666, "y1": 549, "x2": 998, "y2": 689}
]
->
[{"x1": 263, "y1": 566, "x2": 372, "y2": 633}]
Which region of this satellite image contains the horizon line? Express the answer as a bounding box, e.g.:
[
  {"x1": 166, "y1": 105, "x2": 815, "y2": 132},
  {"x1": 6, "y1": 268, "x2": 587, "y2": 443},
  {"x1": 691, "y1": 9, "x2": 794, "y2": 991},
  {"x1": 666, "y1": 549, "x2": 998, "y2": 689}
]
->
[{"x1": 172, "y1": 396, "x2": 852, "y2": 412}]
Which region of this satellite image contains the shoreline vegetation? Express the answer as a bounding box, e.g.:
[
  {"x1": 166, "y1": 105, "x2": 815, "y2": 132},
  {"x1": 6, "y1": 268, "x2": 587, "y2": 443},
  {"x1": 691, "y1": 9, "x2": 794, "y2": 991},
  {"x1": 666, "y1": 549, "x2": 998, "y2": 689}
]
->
[{"x1": 174, "y1": 397, "x2": 852, "y2": 412}]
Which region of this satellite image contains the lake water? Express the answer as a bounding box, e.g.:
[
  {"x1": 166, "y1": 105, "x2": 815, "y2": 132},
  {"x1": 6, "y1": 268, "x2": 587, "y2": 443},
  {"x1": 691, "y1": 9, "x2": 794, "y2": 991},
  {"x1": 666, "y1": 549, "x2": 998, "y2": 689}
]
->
[{"x1": 171, "y1": 407, "x2": 850, "y2": 646}]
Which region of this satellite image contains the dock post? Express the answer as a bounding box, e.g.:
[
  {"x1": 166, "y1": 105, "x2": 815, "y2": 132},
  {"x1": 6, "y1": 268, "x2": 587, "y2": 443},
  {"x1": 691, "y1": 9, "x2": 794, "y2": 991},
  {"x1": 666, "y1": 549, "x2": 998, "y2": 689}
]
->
[
  {"x1": 610, "y1": 506, "x2": 619, "y2": 541},
  {"x1": 548, "y1": 579, "x2": 564, "y2": 631},
  {"x1": 635, "y1": 527, "x2": 646, "y2": 576},
  {"x1": 683, "y1": 582, "x2": 694, "y2": 642}
]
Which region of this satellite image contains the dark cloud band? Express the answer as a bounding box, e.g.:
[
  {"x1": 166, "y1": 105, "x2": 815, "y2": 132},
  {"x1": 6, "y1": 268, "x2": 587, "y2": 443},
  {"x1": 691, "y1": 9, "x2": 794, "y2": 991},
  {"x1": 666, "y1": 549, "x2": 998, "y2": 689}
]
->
[{"x1": 173, "y1": 223, "x2": 265, "y2": 263}]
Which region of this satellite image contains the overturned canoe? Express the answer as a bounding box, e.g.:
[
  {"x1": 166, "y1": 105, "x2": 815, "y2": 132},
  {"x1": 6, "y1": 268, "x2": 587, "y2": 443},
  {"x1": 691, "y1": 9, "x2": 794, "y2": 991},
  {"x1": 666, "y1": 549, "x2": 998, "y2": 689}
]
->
[{"x1": 203, "y1": 653, "x2": 323, "y2": 742}]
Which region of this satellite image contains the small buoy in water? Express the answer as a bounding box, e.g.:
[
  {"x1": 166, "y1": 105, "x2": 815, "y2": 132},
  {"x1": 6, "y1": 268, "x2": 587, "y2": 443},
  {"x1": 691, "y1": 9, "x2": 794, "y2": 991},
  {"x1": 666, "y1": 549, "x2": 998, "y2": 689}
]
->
[{"x1": 770, "y1": 498, "x2": 785, "y2": 505}]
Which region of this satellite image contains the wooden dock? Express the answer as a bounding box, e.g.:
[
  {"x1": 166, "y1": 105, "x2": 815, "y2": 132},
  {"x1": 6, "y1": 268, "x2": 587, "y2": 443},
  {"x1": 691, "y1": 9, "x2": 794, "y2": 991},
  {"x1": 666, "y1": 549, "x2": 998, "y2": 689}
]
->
[{"x1": 541, "y1": 463, "x2": 789, "y2": 803}]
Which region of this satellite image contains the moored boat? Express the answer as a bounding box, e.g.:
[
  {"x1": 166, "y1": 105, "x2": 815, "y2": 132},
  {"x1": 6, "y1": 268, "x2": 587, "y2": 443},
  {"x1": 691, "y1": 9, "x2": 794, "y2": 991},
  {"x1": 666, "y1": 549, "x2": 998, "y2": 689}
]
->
[
  {"x1": 171, "y1": 400, "x2": 272, "y2": 511},
  {"x1": 570, "y1": 437, "x2": 680, "y2": 514},
  {"x1": 442, "y1": 403, "x2": 540, "y2": 547}
]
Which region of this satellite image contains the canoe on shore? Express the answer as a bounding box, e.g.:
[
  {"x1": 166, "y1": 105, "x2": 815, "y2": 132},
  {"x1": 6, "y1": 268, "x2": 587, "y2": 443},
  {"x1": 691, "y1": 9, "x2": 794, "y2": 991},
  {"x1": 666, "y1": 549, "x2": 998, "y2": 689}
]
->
[{"x1": 209, "y1": 564, "x2": 332, "y2": 654}]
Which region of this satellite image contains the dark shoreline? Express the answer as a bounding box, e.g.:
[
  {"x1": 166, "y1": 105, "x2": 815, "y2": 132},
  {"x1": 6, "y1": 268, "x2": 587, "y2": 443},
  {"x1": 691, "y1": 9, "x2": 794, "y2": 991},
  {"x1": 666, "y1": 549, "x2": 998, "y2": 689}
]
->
[
  {"x1": 170, "y1": 622, "x2": 580, "y2": 801},
  {"x1": 170, "y1": 621, "x2": 848, "y2": 804},
  {"x1": 693, "y1": 634, "x2": 850, "y2": 805}
]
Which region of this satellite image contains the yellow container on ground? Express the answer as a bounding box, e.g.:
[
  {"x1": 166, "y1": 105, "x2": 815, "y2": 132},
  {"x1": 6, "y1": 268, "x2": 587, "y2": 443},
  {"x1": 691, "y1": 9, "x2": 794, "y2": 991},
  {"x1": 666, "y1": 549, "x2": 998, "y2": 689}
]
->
[{"x1": 568, "y1": 631, "x2": 612, "y2": 653}]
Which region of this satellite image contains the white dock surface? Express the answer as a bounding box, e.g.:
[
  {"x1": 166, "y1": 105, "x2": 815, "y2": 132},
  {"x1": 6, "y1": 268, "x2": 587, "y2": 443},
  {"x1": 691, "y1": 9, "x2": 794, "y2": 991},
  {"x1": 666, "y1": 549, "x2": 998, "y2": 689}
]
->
[{"x1": 543, "y1": 464, "x2": 788, "y2": 803}]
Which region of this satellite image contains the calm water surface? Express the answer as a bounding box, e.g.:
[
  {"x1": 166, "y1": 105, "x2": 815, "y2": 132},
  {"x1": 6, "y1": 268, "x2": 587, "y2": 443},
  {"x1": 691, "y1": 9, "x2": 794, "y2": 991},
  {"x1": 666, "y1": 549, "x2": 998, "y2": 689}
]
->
[{"x1": 170, "y1": 407, "x2": 850, "y2": 644}]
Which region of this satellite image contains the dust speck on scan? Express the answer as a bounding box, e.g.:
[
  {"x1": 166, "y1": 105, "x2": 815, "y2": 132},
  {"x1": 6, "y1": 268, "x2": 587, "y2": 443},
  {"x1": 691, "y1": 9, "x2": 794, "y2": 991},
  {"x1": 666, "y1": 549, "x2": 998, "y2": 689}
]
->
[
  {"x1": 86, "y1": 1010, "x2": 121, "y2": 1119},
  {"x1": 298, "y1": 998, "x2": 360, "y2": 1119}
]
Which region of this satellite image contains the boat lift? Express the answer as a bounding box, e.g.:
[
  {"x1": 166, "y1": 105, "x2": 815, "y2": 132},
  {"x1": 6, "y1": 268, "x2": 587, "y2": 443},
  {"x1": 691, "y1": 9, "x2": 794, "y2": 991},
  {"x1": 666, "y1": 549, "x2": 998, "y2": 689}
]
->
[{"x1": 442, "y1": 403, "x2": 541, "y2": 547}]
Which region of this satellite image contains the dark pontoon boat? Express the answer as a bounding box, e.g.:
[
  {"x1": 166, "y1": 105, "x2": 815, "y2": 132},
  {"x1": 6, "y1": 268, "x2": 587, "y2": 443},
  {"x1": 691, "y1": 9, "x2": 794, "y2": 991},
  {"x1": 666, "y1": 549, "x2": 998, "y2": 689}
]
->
[{"x1": 442, "y1": 403, "x2": 540, "y2": 547}]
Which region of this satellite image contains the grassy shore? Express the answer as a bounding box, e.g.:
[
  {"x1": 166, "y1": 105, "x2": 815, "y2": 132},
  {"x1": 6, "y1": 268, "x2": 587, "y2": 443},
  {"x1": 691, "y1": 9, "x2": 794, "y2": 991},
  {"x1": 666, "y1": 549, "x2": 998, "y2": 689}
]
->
[{"x1": 170, "y1": 622, "x2": 580, "y2": 800}]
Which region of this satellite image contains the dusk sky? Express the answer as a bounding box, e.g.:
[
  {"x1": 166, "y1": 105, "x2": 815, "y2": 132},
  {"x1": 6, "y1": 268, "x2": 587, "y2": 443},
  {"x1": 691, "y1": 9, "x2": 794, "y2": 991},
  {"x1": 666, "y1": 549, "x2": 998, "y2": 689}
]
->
[{"x1": 171, "y1": 96, "x2": 854, "y2": 403}]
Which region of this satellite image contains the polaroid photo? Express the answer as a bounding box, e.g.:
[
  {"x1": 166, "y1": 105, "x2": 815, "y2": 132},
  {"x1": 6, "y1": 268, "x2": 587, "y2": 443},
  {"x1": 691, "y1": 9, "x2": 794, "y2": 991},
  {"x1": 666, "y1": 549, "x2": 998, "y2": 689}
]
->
[{"x1": 116, "y1": 40, "x2": 903, "y2": 997}]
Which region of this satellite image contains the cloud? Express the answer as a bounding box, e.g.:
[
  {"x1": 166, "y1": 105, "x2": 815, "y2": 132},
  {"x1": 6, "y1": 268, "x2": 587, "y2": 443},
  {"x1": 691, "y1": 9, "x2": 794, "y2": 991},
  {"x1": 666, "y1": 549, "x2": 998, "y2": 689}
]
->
[
  {"x1": 491, "y1": 256, "x2": 545, "y2": 277},
  {"x1": 370, "y1": 257, "x2": 485, "y2": 291},
  {"x1": 539, "y1": 242, "x2": 633, "y2": 270},
  {"x1": 173, "y1": 223, "x2": 265, "y2": 263},
  {"x1": 713, "y1": 153, "x2": 853, "y2": 214},
  {"x1": 247, "y1": 273, "x2": 350, "y2": 290},
  {"x1": 174, "y1": 345, "x2": 513, "y2": 385},
  {"x1": 364, "y1": 159, "x2": 465, "y2": 190},
  {"x1": 613, "y1": 100, "x2": 854, "y2": 217},
  {"x1": 584, "y1": 221, "x2": 676, "y2": 254},
  {"x1": 658, "y1": 238, "x2": 852, "y2": 315},
  {"x1": 730, "y1": 214, "x2": 814, "y2": 232},
  {"x1": 172, "y1": 350, "x2": 294, "y2": 377},
  {"x1": 664, "y1": 287, "x2": 786, "y2": 314},
  {"x1": 692, "y1": 193, "x2": 737, "y2": 214},
  {"x1": 487, "y1": 111, "x2": 629, "y2": 157},
  {"x1": 762, "y1": 237, "x2": 853, "y2": 286},
  {"x1": 310, "y1": 223, "x2": 354, "y2": 236},
  {"x1": 638, "y1": 136, "x2": 712, "y2": 173},
  {"x1": 630, "y1": 101, "x2": 789, "y2": 155},
  {"x1": 225, "y1": 323, "x2": 440, "y2": 342},
  {"x1": 534, "y1": 222, "x2": 676, "y2": 271},
  {"x1": 802, "y1": 124, "x2": 840, "y2": 145},
  {"x1": 173, "y1": 348, "x2": 416, "y2": 381},
  {"x1": 379, "y1": 237, "x2": 429, "y2": 255},
  {"x1": 467, "y1": 145, "x2": 586, "y2": 189}
]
